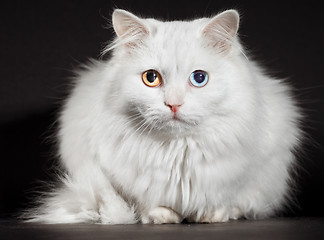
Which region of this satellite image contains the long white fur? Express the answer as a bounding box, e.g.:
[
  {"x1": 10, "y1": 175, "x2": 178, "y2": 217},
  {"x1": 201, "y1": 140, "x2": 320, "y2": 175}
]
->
[{"x1": 25, "y1": 9, "x2": 302, "y2": 224}]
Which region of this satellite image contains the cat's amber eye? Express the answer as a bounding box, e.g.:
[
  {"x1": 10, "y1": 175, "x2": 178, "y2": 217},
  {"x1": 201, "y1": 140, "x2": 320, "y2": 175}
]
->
[{"x1": 142, "y1": 70, "x2": 162, "y2": 87}]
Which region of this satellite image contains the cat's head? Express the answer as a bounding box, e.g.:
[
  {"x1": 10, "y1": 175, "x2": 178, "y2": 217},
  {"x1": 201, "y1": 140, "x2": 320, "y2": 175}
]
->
[{"x1": 107, "y1": 9, "x2": 252, "y2": 137}]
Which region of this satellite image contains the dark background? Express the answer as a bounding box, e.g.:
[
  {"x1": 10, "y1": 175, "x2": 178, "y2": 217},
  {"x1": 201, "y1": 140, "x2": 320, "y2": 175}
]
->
[{"x1": 0, "y1": 0, "x2": 323, "y2": 219}]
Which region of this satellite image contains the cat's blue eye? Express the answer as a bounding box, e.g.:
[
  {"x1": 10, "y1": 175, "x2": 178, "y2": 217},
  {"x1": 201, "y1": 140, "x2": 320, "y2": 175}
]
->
[{"x1": 189, "y1": 70, "x2": 208, "y2": 87}]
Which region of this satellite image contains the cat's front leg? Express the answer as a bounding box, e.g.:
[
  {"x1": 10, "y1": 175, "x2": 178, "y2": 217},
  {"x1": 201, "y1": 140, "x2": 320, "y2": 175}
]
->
[{"x1": 141, "y1": 206, "x2": 182, "y2": 224}]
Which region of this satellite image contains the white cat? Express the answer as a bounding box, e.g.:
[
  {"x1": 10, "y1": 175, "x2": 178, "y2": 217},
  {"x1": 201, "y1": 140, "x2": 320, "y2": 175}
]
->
[{"x1": 26, "y1": 9, "x2": 302, "y2": 224}]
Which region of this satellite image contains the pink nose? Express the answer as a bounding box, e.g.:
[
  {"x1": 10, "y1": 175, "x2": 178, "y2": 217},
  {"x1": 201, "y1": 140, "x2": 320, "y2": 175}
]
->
[{"x1": 165, "y1": 103, "x2": 182, "y2": 113}]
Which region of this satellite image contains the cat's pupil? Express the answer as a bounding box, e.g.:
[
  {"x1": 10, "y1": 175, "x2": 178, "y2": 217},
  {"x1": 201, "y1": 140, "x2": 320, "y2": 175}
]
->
[
  {"x1": 193, "y1": 71, "x2": 206, "y2": 83},
  {"x1": 146, "y1": 71, "x2": 157, "y2": 83}
]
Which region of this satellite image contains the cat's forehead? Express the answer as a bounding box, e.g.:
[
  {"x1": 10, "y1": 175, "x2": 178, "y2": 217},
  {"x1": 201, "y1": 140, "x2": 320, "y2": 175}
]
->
[
  {"x1": 148, "y1": 18, "x2": 207, "y2": 39},
  {"x1": 142, "y1": 18, "x2": 210, "y2": 73}
]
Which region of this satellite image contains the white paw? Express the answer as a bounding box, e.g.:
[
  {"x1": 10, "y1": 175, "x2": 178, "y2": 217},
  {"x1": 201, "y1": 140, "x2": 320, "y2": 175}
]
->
[
  {"x1": 200, "y1": 207, "x2": 242, "y2": 223},
  {"x1": 230, "y1": 207, "x2": 243, "y2": 220},
  {"x1": 141, "y1": 206, "x2": 182, "y2": 224},
  {"x1": 201, "y1": 208, "x2": 229, "y2": 223}
]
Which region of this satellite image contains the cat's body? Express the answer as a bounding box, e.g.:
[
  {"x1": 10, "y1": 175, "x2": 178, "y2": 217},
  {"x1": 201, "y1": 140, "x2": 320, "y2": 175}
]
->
[{"x1": 26, "y1": 9, "x2": 302, "y2": 224}]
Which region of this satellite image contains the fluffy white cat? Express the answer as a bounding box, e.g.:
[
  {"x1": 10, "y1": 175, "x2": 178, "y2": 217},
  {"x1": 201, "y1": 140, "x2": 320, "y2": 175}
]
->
[{"x1": 26, "y1": 9, "x2": 302, "y2": 224}]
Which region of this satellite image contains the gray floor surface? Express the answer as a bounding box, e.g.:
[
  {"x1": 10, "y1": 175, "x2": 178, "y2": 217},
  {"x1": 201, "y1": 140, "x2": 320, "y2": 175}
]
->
[{"x1": 1, "y1": 218, "x2": 324, "y2": 240}]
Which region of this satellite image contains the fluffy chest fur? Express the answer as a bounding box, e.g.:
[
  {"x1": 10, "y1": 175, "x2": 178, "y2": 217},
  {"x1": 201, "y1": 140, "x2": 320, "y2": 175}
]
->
[{"x1": 99, "y1": 116, "x2": 257, "y2": 218}]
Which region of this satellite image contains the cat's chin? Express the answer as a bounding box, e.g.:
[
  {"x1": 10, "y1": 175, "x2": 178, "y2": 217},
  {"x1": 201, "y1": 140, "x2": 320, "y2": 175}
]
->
[
  {"x1": 129, "y1": 109, "x2": 200, "y2": 137},
  {"x1": 153, "y1": 116, "x2": 198, "y2": 137}
]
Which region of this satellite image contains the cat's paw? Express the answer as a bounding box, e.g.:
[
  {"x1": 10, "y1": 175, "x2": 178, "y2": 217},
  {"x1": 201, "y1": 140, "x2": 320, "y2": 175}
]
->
[
  {"x1": 141, "y1": 206, "x2": 182, "y2": 224},
  {"x1": 200, "y1": 207, "x2": 242, "y2": 223},
  {"x1": 229, "y1": 207, "x2": 243, "y2": 220}
]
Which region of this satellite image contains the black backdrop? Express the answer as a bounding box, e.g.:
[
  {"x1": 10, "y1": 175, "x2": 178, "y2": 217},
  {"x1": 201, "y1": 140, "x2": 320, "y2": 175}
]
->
[{"x1": 0, "y1": 0, "x2": 323, "y2": 218}]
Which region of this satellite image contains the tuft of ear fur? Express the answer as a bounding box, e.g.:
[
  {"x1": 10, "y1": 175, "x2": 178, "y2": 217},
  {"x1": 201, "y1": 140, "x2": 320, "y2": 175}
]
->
[
  {"x1": 112, "y1": 9, "x2": 149, "y2": 49},
  {"x1": 202, "y1": 10, "x2": 240, "y2": 53}
]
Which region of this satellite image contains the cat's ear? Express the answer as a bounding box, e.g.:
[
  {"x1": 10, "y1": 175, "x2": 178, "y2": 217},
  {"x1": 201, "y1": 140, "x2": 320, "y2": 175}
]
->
[
  {"x1": 112, "y1": 9, "x2": 149, "y2": 47},
  {"x1": 201, "y1": 10, "x2": 239, "y2": 53}
]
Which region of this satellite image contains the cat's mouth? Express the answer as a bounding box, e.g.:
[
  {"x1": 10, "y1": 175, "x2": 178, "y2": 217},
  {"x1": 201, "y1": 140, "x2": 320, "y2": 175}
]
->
[
  {"x1": 171, "y1": 114, "x2": 181, "y2": 121},
  {"x1": 127, "y1": 107, "x2": 199, "y2": 135},
  {"x1": 146, "y1": 114, "x2": 198, "y2": 135}
]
